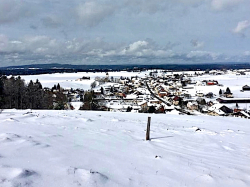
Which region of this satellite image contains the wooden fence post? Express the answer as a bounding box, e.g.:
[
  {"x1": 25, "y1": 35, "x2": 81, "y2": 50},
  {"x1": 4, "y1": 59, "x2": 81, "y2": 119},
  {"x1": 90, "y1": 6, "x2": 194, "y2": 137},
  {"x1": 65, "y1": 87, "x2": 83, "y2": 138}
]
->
[{"x1": 146, "y1": 117, "x2": 151, "y2": 140}]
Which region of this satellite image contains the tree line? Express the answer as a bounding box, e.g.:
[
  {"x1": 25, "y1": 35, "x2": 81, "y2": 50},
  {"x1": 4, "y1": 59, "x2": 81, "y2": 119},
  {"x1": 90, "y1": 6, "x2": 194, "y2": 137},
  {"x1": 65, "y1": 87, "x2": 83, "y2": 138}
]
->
[{"x1": 0, "y1": 75, "x2": 67, "y2": 109}]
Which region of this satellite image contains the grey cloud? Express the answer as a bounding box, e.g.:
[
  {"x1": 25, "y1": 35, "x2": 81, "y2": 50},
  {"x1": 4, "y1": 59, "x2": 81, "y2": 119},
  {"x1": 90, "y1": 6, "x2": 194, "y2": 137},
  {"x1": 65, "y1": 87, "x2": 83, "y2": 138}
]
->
[
  {"x1": 41, "y1": 16, "x2": 62, "y2": 28},
  {"x1": 75, "y1": 1, "x2": 117, "y2": 27},
  {"x1": 30, "y1": 25, "x2": 38, "y2": 30},
  {"x1": 0, "y1": 35, "x2": 122, "y2": 56},
  {"x1": 0, "y1": 35, "x2": 248, "y2": 67},
  {"x1": 164, "y1": 42, "x2": 181, "y2": 50},
  {"x1": 124, "y1": 0, "x2": 168, "y2": 14},
  {"x1": 211, "y1": 0, "x2": 245, "y2": 11},
  {"x1": 177, "y1": 0, "x2": 204, "y2": 5},
  {"x1": 73, "y1": 0, "x2": 205, "y2": 27},
  {"x1": 124, "y1": 0, "x2": 206, "y2": 14},
  {"x1": 191, "y1": 39, "x2": 204, "y2": 49},
  {"x1": 27, "y1": 0, "x2": 245, "y2": 30},
  {"x1": 0, "y1": 0, "x2": 35, "y2": 24},
  {"x1": 60, "y1": 30, "x2": 68, "y2": 40}
]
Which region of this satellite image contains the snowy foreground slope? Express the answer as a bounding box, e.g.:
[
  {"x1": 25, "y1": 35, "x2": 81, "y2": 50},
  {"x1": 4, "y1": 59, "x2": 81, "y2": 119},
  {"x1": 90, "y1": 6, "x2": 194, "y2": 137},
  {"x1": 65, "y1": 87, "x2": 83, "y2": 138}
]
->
[{"x1": 0, "y1": 110, "x2": 250, "y2": 187}]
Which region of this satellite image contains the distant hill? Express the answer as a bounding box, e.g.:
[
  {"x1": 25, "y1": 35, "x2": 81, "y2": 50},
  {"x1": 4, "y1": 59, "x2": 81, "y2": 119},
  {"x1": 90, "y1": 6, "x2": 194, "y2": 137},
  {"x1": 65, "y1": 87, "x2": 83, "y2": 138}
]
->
[{"x1": 1, "y1": 63, "x2": 250, "y2": 75}]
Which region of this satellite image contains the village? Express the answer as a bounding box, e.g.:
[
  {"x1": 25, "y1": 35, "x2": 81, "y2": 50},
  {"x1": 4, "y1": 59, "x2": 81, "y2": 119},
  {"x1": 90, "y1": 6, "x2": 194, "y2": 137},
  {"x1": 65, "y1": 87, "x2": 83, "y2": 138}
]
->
[{"x1": 59, "y1": 69, "x2": 250, "y2": 119}]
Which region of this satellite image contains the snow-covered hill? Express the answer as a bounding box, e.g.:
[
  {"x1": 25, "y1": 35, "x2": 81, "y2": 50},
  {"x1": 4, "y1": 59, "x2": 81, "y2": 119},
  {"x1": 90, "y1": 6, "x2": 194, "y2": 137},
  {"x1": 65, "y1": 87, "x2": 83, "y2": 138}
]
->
[{"x1": 0, "y1": 110, "x2": 250, "y2": 187}]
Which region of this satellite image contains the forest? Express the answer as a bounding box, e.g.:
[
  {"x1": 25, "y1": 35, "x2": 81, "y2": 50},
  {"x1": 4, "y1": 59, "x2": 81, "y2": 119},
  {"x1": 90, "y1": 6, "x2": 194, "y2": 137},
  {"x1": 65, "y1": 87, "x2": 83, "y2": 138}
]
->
[{"x1": 0, "y1": 75, "x2": 67, "y2": 110}]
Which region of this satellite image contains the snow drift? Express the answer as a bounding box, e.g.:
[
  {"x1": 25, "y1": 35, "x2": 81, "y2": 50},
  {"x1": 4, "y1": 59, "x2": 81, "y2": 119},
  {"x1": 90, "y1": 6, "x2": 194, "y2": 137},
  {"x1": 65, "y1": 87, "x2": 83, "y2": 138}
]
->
[{"x1": 0, "y1": 110, "x2": 249, "y2": 187}]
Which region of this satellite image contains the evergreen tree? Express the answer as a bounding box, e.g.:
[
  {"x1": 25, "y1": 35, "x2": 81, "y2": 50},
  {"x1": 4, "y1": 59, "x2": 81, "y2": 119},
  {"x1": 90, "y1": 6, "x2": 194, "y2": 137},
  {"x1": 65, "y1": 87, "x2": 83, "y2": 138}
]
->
[
  {"x1": 27, "y1": 80, "x2": 35, "y2": 109},
  {"x1": 0, "y1": 77, "x2": 4, "y2": 108},
  {"x1": 34, "y1": 79, "x2": 44, "y2": 109},
  {"x1": 236, "y1": 103, "x2": 239, "y2": 109},
  {"x1": 126, "y1": 106, "x2": 132, "y2": 112},
  {"x1": 57, "y1": 83, "x2": 61, "y2": 90},
  {"x1": 0, "y1": 77, "x2": 4, "y2": 96},
  {"x1": 15, "y1": 76, "x2": 26, "y2": 109},
  {"x1": 219, "y1": 89, "x2": 222, "y2": 95},
  {"x1": 110, "y1": 86, "x2": 114, "y2": 93},
  {"x1": 0, "y1": 76, "x2": 59, "y2": 110},
  {"x1": 226, "y1": 87, "x2": 231, "y2": 93},
  {"x1": 4, "y1": 76, "x2": 15, "y2": 108},
  {"x1": 52, "y1": 84, "x2": 57, "y2": 91},
  {"x1": 35, "y1": 79, "x2": 43, "y2": 89},
  {"x1": 148, "y1": 106, "x2": 156, "y2": 113},
  {"x1": 80, "y1": 91, "x2": 93, "y2": 110},
  {"x1": 100, "y1": 87, "x2": 104, "y2": 94}
]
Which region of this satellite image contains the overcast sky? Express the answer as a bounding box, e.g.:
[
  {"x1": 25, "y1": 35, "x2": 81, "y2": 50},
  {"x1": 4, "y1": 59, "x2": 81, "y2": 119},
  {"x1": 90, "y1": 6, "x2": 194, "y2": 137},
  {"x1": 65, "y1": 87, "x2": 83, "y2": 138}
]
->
[{"x1": 0, "y1": 0, "x2": 250, "y2": 67}]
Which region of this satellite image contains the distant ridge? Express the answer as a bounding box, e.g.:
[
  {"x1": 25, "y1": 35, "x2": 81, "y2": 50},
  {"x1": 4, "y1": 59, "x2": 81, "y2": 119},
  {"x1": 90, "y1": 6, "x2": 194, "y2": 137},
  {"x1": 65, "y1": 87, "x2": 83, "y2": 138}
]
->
[{"x1": 1, "y1": 63, "x2": 250, "y2": 76}]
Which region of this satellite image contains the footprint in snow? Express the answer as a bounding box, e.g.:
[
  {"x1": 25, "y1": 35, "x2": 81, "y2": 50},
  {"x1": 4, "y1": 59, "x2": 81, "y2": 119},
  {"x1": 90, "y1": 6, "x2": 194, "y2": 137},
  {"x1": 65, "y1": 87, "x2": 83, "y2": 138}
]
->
[
  {"x1": 0, "y1": 133, "x2": 21, "y2": 142},
  {"x1": 237, "y1": 130, "x2": 245, "y2": 134},
  {"x1": 87, "y1": 119, "x2": 94, "y2": 122},
  {"x1": 194, "y1": 174, "x2": 214, "y2": 183},
  {"x1": 0, "y1": 165, "x2": 38, "y2": 186},
  {"x1": 4, "y1": 118, "x2": 19, "y2": 122},
  {"x1": 67, "y1": 167, "x2": 110, "y2": 186},
  {"x1": 155, "y1": 155, "x2": 162, "y2": 159}
]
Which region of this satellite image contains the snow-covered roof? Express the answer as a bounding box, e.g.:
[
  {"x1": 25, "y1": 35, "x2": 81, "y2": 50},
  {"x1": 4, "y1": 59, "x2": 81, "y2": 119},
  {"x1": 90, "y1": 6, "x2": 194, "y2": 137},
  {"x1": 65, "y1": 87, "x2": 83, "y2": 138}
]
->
[
  {"x1": 213, "y1": 109, "x2": 225, "y2": 115},
  {"x1": 208, "y1": 104, "x2": 224, "y2": 111},
  {"x1": 240, "y1": 111, "x2": 250, "y2": 118},
  {"x1": 138, "y1": 101, "x2": 147, "y2": 106},
  {"x1": 125, "y1": 94, "x2": 137, "y2": 99}
]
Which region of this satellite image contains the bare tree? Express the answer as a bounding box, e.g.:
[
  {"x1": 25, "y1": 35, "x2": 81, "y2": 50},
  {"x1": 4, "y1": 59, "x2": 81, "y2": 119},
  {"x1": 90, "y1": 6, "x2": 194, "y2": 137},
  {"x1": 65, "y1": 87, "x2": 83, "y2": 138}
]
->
[{"x1": 90, "y1": 81, "x2": 97, "y2": 89}]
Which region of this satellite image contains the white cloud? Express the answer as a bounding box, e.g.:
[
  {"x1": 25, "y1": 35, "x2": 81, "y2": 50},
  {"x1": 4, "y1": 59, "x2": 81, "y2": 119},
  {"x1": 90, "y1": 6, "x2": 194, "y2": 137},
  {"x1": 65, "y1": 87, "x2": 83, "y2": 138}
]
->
[
  {"x1": 244, "y1": 51, "x2": 250, "y2": 56},
  {"x1": 211, "y1": 0, "x2": 244, "y2": 10},
  {"x1": 0, "y1": 35, "x2": 248, "y2": 66},
  {"x1": 186, "y1": 50, "x2": 219, "y2": 60},
  {"x1": 117, "y1": 40, "x2": 178, "y2": 57},
  {"x1": 0, "y1": 35, "x2": 58, "y2": 54},
  {"x1": 121, "y1": 41, "x2": 148, "y2": 55},
  {"x1": 76, "y1": 1, "x2": 117, "y2": 27},
  {"x1": 232, "y1": 20, "x2": 250, "y2": 37}
]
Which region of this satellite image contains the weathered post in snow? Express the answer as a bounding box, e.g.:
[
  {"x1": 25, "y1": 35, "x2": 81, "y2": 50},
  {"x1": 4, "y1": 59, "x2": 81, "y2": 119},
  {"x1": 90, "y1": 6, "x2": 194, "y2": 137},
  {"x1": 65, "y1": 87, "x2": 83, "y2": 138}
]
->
[{"x1": 146, "y1": 117, "x2": 151, "y2": 140}]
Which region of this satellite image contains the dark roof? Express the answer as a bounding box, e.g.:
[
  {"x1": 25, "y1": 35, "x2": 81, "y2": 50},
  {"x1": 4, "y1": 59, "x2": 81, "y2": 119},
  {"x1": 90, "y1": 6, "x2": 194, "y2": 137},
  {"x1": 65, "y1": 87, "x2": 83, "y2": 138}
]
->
[{"x1": 243, "y1": 85, "x2": 250, "y2": 88}]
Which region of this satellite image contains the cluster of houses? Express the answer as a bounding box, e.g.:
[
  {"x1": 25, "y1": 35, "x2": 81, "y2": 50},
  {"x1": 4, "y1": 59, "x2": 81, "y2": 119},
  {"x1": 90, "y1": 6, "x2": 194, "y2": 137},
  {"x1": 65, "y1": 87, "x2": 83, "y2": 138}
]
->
[
  {"x1": 81, "y1": 70, "x2": 250, "y2": 119},
  {"x1": 63, "y1": 88, "x2": 84, "y2": 102},
  {"x1": 48, "y1": 85, "x2": 84, "y2": 110},
  {"x1": 49, "y1": 83, "x2": 83, "y2": 100}
]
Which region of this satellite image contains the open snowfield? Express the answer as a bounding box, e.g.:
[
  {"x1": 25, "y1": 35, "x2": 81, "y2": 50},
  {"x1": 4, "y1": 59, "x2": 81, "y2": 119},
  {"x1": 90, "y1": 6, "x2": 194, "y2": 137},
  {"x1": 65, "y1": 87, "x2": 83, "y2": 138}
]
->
[
  {"x1": 20, "y1": 70, "x2": 250, "y2": 96},
  {"x1": 0, "y1": 110, "x2": 250, "y2": 187},
  {"x1": 20, "y1": 70, "x2": 250, "y2": 110},
  {"x1": 191, "y1": 73, "x2": 250, "y2": 98},
  {"x1": 21, "y1": 71, "x2": 149, "y2": 90}
]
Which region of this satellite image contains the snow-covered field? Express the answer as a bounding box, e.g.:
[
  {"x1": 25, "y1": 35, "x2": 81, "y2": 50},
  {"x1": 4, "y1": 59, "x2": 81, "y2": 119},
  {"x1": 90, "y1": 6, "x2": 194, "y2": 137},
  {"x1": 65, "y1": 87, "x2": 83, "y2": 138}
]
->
[
  {"x1": 1, "y1": 109, "x2": 250, "y2": 187},
  {"x1": 20, "y1": 70, "x2": 250, "y2": 110},
  {"x1": 21, "y1": 71, "x2": 250, "y2": 96},
  {"x1": 21, "y1": 71, "x2": 149, "y2": 90},
  {"x1": 191, "y1": 73, "x2": 250, "y2": 98}
]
